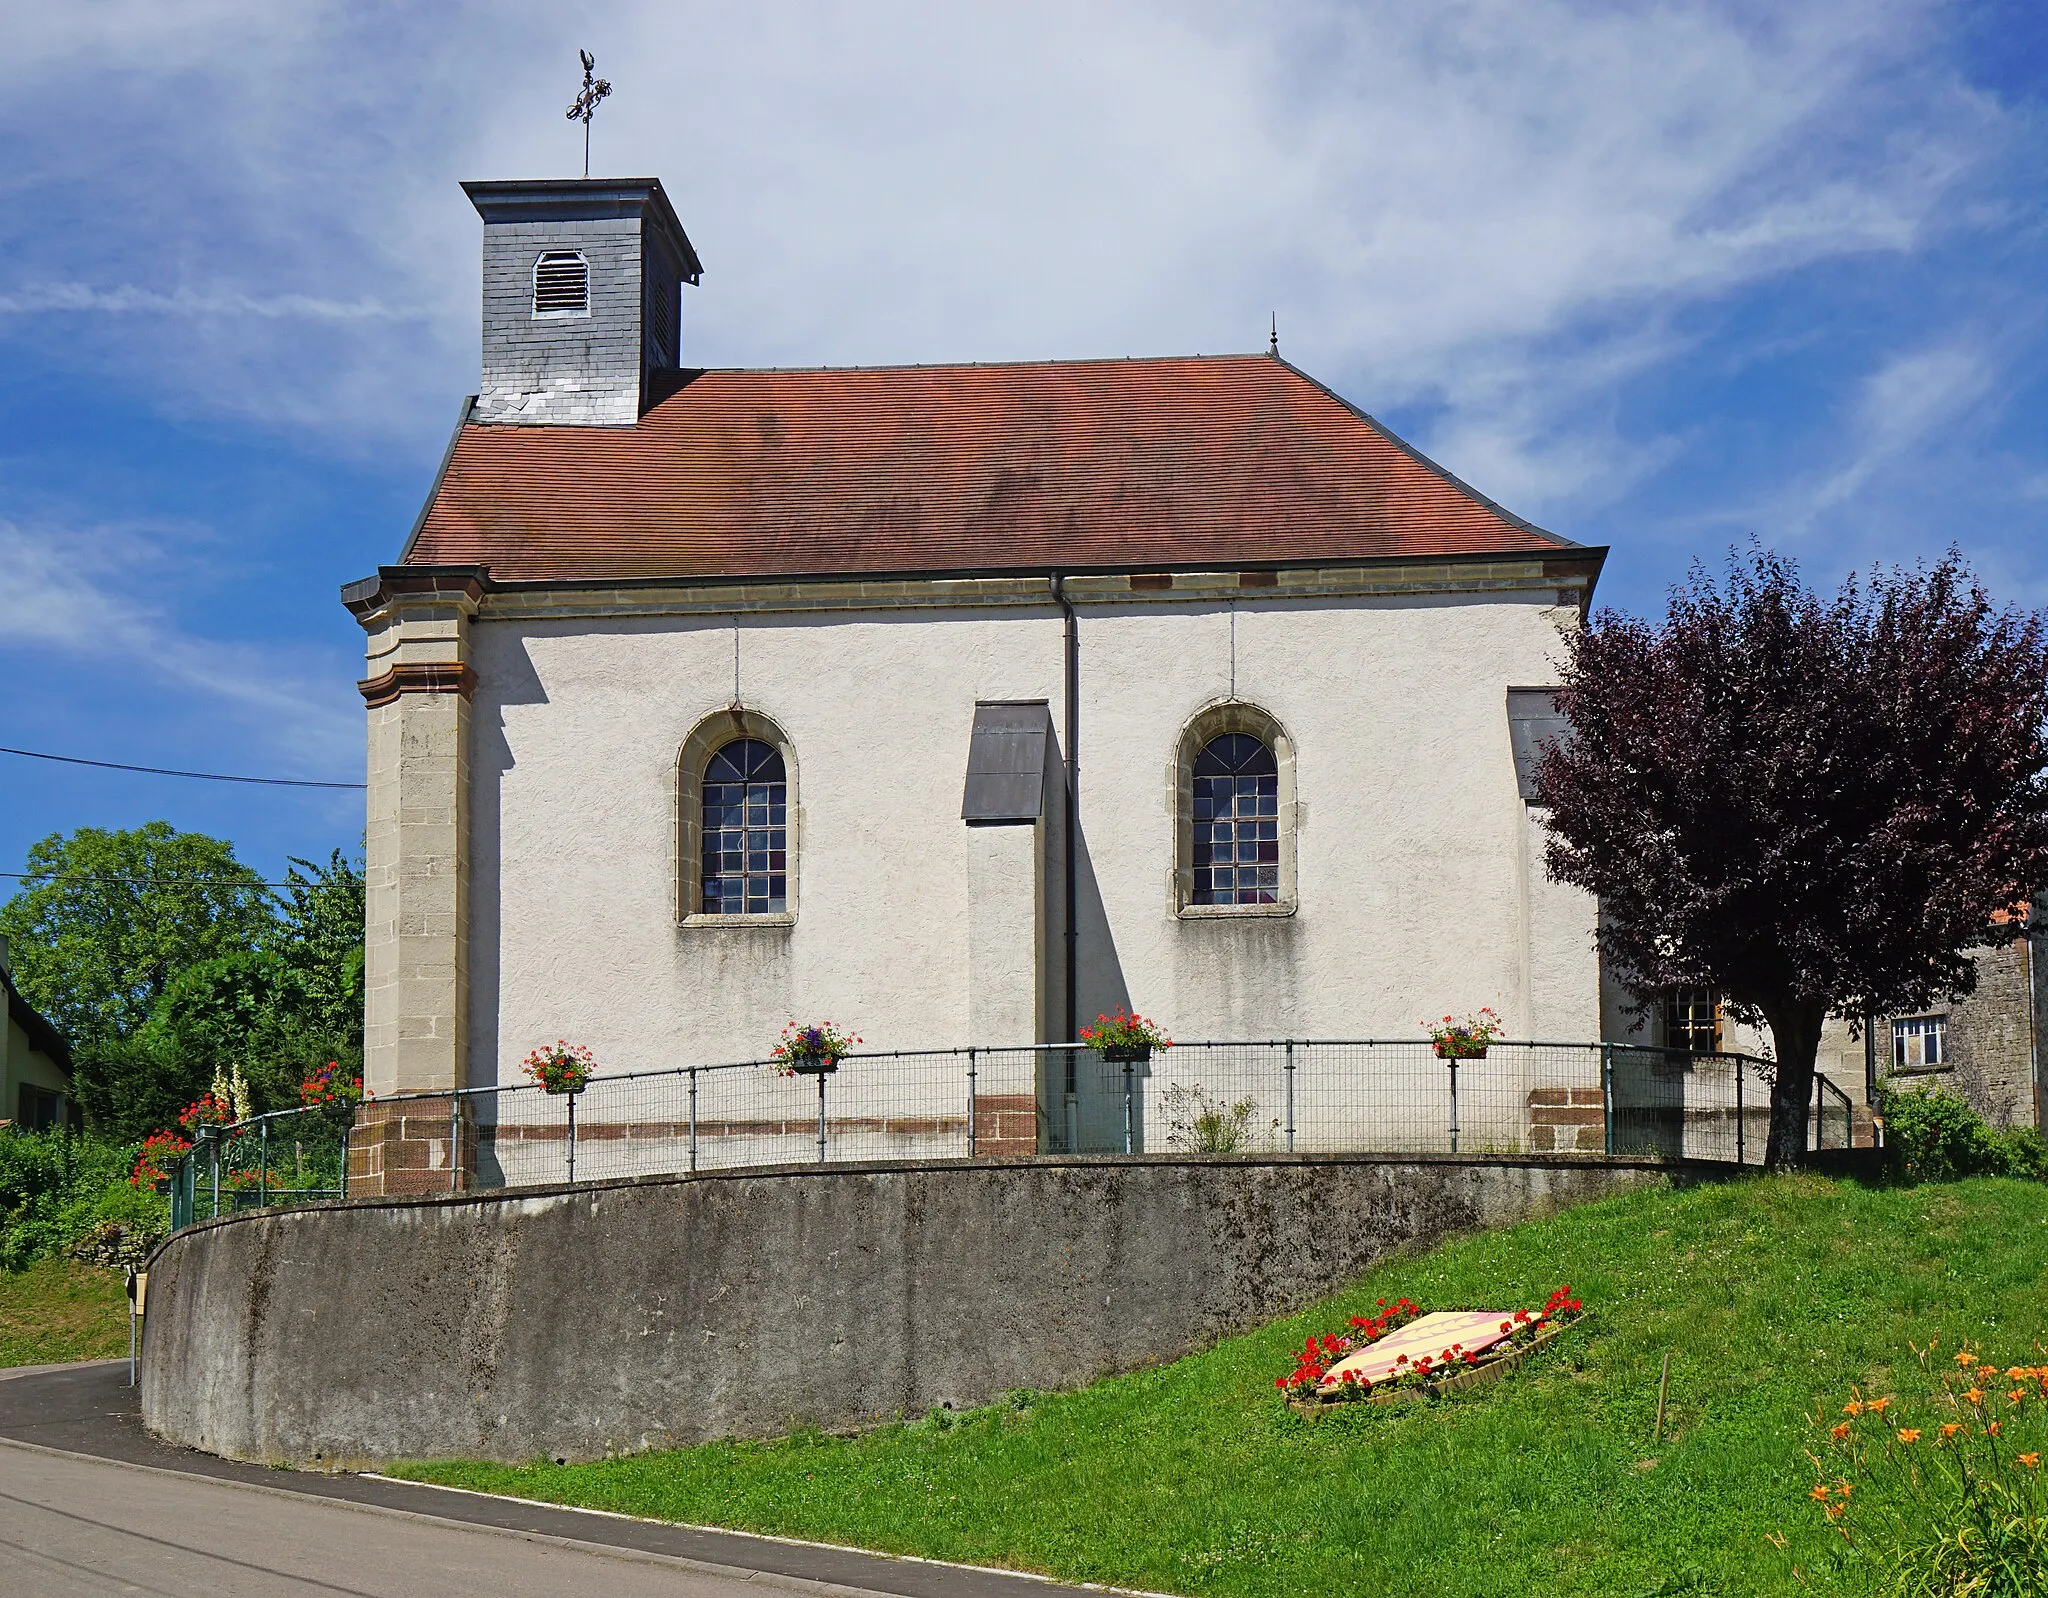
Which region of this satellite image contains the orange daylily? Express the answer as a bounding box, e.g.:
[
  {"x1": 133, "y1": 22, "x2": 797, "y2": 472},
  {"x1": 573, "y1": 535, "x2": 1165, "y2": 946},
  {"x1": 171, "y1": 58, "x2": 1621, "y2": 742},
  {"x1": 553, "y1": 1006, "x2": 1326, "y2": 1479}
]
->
[{"x1": 1896, "y1": 1429, "x2": 1921, "y2": 1443}]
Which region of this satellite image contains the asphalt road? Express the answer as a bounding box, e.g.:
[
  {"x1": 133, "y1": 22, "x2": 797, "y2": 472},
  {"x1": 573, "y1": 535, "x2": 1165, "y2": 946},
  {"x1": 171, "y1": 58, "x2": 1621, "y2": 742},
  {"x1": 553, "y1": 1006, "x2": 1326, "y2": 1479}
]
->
[
  {"x1": 0, "y1": 1440, "x2": 875, "y2": 1596},
  {"x1": 0, "y1": 1361, "x2": 1116, "y2": 1598}
]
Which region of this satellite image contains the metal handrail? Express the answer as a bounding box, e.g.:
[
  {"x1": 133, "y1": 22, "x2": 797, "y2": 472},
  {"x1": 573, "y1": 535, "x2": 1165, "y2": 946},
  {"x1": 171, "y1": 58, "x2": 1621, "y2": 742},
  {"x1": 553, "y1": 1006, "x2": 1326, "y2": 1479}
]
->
[{"x1": 169, "y1": 1036, "x2": 1806, "y2": 1229}]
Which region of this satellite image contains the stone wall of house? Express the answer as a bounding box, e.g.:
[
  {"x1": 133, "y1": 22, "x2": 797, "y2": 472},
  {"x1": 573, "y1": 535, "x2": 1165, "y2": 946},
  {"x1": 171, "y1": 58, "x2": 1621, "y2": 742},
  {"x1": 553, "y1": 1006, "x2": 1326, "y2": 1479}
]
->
[
  {"x1": 139, "y1": 1151, "x2": 1682, "y2": 1466},
  {"x1": 1871, "y1": 939, "x2": 2039, "y2": 1129}
]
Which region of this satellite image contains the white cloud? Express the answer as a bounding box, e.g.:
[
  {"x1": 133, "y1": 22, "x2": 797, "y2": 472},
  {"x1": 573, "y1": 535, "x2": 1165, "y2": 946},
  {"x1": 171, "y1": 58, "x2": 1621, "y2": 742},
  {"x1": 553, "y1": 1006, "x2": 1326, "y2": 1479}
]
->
[
  {"x1": 0, "y1": 0, "x2": 2022, "y2": 509},
  {"x1": 0, "y1": 284, "x2": 404, "y2": 320},
  {"x1": 0, "y1": 517, "x2": 359, "y2": 773},
  {"x1": 1793, "y1": 341, "x2": 1997, "y2": 526}
]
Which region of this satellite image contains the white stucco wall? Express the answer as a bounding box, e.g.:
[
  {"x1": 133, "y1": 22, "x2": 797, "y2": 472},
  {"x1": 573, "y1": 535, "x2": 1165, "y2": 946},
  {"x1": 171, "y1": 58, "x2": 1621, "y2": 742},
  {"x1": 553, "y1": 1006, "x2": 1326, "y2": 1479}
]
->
[{"x1": 463, "y1": 578, "x2": 1598, "y2": 1090}]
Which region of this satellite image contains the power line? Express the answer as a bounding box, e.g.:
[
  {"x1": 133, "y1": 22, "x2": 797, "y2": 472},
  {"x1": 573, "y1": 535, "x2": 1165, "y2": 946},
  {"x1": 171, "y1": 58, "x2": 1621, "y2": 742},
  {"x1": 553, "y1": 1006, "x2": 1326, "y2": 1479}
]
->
[
  {"x1": 0, "y1": 746, "x2": 365, "y2": 790},
  {"x1": 1, "y1": 871, "x2": 313, "y2": 890}
]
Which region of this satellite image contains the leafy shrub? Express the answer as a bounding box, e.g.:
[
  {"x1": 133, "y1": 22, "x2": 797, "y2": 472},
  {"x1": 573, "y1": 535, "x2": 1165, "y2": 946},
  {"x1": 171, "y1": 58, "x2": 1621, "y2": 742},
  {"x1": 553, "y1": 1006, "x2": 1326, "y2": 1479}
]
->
[
  {"x1": 1997, "y1": 1125, "x2": 2048, "y2": 1182},
  {"x1": 0, "y1": 1127, "x2": 166, "y2": 1271},
  {"x1": 1877, "y1": 1083, "x2": 2040, "y2": 1183},
  {"x1": 1162, "y1": 1083, "x2": 1276, "y2": 1153}
]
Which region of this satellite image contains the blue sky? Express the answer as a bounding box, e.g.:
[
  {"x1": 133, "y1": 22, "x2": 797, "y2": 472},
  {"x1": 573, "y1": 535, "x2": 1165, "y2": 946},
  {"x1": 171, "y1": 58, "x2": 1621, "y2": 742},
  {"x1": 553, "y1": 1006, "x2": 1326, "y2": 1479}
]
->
[{"x1": 2, "y1": 0, "x2": 2044, "y2": 890}]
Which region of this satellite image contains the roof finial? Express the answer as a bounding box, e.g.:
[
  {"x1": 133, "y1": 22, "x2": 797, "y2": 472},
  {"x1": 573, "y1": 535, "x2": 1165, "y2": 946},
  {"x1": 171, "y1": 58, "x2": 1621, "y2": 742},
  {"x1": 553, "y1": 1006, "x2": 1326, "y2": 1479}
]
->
[
  {"x1": 567, "y1": 50, "x2": 612, "y2": 179},
  {"x1": 1267, "y1": 312, "x2": 1279, "y2": 357}
]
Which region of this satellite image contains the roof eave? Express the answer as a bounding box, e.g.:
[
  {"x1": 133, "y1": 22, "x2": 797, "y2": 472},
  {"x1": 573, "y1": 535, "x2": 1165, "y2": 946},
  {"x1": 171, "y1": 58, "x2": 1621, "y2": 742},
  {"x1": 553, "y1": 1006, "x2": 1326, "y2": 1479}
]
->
[
  {"x1": 3, "y1": 968, "x2": 71, "y2": 1075},
  {"x1": 400, "y1": 543, "x2": 1607, "y2": 596}
]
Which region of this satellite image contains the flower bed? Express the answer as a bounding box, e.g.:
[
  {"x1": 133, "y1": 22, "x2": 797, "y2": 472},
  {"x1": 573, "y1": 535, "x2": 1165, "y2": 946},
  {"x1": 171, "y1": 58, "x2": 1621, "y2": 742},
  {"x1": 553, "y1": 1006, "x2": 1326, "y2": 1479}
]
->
[{"x1": 1279, "y1": 1286, "x2": 1584, "y2": 1411}]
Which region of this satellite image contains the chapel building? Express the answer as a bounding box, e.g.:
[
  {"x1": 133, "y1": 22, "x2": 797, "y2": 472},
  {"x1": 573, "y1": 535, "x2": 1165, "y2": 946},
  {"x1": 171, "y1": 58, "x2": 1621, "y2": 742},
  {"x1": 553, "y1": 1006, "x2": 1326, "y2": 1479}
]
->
[{"x1": 343, "y1": 176, "x2": 1611, "y2": 1147}]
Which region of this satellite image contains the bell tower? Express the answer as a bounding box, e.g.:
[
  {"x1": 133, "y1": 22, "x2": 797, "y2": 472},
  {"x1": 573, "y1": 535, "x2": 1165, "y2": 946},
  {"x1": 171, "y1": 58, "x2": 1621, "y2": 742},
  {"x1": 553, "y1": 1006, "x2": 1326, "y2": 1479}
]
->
[{"x1": 462, "y1": 177, "x2": 702, "y2": 426}]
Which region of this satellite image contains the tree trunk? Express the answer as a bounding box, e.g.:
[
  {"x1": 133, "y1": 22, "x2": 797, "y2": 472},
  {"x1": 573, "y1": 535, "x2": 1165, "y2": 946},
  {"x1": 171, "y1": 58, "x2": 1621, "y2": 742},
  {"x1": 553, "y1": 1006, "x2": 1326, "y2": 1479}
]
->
[{"x1": 1762, "y1": 1000, "x2": 1827, "y2": 1170}]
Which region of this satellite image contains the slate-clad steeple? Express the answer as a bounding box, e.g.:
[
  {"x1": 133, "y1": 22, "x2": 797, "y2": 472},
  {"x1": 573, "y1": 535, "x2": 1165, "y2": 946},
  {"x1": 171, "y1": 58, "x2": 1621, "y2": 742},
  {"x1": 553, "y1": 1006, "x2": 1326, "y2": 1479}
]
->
[{"x1": 462, "y1": 178, "x2": 702, "y2": 426}]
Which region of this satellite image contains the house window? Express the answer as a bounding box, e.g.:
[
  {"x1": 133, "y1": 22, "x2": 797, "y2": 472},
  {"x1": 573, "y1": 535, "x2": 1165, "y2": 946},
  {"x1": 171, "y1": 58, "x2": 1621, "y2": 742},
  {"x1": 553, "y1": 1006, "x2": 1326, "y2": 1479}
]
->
[
  {"x1": 702, "y1": 738, "x2": 787, "y2": 914},
  {"x1": 1662, "y1": 988, "x2": 1721, "y2": 1053},
  {"x1": 1894, "y1": 1015, "x2": 1948, "y2": 1073},
  {"x1": 1192, "y1": 733, "x2": 1279, "y2": 905},
  {"x1": 15, "y1": 1084, "x2": 66, "y2": 1132},
  {"x1": 532, "y1": 250, "x2": 590, "y2": 317}
]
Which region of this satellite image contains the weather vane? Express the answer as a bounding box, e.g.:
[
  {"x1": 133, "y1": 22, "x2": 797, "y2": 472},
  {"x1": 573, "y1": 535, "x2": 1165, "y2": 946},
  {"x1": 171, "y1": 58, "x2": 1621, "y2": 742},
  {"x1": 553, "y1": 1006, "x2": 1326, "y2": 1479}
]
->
[{"x1": 566, "y1": 49, "x2": 611, "y2": 179}]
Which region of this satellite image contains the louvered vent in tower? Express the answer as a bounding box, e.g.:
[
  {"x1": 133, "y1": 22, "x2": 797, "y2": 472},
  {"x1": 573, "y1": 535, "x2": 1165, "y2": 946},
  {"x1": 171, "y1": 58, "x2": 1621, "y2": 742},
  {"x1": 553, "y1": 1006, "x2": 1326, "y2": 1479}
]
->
[{"x1": 532, "y1": 251, "x2": 590, "y2": 317}]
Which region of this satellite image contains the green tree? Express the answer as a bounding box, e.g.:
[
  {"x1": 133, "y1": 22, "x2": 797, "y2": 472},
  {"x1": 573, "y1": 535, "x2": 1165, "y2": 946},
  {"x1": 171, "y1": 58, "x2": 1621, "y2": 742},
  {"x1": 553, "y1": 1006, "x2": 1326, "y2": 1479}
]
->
[
  {"x1": 0, "y1": 826, "x2": 372, "y2": 1137},
  {"x1": 267, "y1": 851, "x2": 366, "y2": 1049},
  {"x1": 0, "y1": 823, "x2": 273, "y2": 1048},
  {"x1": 139, "y1": 854, "x2": 365, "y2": 1117}
]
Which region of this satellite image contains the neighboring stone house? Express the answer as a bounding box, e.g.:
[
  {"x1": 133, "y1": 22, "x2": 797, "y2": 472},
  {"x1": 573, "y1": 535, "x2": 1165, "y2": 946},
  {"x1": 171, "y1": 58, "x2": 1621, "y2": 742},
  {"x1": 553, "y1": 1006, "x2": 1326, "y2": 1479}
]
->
[
  {"x1": 343, "y1": 174, "x2": 1610, "y2": 1157},
  {"x1": 1817, "y1": 904, "x2": 2044, "y2": 1130},
  {"x1": 1, "y1": 936, "x2": 75, "y2": 1131},
  {"x1": 1600, "y1": 906, "x2": 2045, "y2": 1135}
]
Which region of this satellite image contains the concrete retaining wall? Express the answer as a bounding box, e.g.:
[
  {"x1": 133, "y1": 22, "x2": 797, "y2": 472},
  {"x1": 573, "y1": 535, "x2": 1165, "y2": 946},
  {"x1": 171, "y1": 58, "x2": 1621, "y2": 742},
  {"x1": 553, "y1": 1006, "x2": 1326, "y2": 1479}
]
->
[{"x1": 141, "y1": 1154, "x2": 1687, "y2": 1467}]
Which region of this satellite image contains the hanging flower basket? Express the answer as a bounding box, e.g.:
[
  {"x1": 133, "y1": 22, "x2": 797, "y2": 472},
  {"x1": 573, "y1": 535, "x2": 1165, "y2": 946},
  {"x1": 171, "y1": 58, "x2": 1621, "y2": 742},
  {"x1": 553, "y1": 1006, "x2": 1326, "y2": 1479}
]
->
[
  {"x1": 522, "y1": 1040, "x2": 595, "y2": 1095},
  {"x1": 771, "y1": 1021, "x2": 861, "y2": 1077},
  {"x1": 1425, "y1": 1008, "x2": 1503, "y2": 1060},
  {"x1": 300, "y1": 1061, "x2": 364, "y2": 1122},
  {"x1": 1081, "y1": 1010, "x2": 1173, "y2": 1065}
]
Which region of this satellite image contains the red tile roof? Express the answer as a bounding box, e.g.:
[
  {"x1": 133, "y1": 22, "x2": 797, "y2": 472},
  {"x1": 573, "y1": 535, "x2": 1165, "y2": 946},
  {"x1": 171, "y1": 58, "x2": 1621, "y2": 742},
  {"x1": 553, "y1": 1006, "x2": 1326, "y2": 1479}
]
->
[{"x1": 404, "y1": 353, "x2": 1576, "y2": 583}]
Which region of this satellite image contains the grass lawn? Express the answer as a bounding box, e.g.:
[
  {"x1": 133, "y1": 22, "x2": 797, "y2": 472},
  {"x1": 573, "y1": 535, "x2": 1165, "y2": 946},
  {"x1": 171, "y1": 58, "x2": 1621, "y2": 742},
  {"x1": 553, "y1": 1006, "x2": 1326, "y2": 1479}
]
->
[
  {"x1": 0, "y1": 1257, "x2": 131, "y2": 1367},
  {"x1": 391, "y1": 1175, "x2": 2048, "y2": 1595}
]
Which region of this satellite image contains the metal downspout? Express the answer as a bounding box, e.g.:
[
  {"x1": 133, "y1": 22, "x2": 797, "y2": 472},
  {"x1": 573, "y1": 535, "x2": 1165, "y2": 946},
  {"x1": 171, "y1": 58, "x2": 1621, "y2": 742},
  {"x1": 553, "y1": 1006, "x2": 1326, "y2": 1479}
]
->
[{"x1": 1052, "y1": 575, "x2": 1079, "y2": 1145}]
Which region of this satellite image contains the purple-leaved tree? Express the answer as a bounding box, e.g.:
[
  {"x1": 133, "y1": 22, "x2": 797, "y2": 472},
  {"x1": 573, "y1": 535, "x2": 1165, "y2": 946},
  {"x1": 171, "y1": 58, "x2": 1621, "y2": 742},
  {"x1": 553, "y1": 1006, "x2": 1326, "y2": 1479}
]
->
[{"x1": 1537, "y1": 548, "x2": 2048, "y2": 1167}]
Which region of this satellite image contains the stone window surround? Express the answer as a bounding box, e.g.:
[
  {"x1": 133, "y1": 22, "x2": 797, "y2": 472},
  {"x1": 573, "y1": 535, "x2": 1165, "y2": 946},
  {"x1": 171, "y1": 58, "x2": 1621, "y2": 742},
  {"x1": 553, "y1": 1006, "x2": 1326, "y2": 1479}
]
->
[
  {"x1": 1171, "y1": 699, "x2": 1298, "y2": 918},
  {"x1": 674, "y1": 705, "x2": 800, "y2": 928}
]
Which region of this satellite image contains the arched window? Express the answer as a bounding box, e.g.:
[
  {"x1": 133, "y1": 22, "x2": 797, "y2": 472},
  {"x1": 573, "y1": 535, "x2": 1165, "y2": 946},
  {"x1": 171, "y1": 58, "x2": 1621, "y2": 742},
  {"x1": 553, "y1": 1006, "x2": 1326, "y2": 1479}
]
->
[
  {"x1": 532, "y1": 250, "x2": 590, "y2": 317},
  {"x1": 1193, "y1": 734, "x2": 1279, "y2": 904},
  {"x1": 1174, "y1": 702, "x2": 1296, "y2": 915},
  {"x1": 701, "y1": 738, "x2": 787, "y2": 914}
]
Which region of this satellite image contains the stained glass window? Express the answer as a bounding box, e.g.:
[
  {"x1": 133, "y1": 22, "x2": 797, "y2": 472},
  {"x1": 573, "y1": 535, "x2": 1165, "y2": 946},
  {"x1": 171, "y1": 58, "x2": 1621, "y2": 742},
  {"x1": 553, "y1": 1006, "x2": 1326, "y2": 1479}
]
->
[
  {"x1": 701, "y1": 738, "x2": 787, "y2": 914},
  {"x1": 1192, "y1": 733, "x2": 1279, "y2": 905}
]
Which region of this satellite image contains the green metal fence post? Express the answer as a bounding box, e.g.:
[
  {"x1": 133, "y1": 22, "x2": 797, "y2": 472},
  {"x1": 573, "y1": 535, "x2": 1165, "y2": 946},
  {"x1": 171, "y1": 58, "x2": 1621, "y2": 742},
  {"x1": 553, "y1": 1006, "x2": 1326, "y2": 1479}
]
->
[
  {"x1": 1602, "y1": 1044, "x2": 1615, "y2": 1156},
  {"x1": 1735, "y1": 1059, "x2": 1745, "y2": 1166},
  {"x1": 1122, "y1": 1061, "x2": 1134, "y2": 1155},
  {"x1": 1284, "y1": 1041, "x2": 1296, "y2": 1154}
]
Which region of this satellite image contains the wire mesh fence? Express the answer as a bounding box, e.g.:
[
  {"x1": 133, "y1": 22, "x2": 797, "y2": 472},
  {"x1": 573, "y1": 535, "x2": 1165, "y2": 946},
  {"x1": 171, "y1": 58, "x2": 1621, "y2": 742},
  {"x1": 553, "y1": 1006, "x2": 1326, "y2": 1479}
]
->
[{"x1": 170, "y1": 1040, "x2": 1866, "y2": 1228}]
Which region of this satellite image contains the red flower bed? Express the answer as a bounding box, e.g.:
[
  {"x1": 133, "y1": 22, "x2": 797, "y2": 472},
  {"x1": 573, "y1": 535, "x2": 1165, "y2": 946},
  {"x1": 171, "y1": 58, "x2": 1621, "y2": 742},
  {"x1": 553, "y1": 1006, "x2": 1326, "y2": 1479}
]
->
[{"x1": 1277, "y1": 1286, "x2": 1585, "y2": 1406}]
